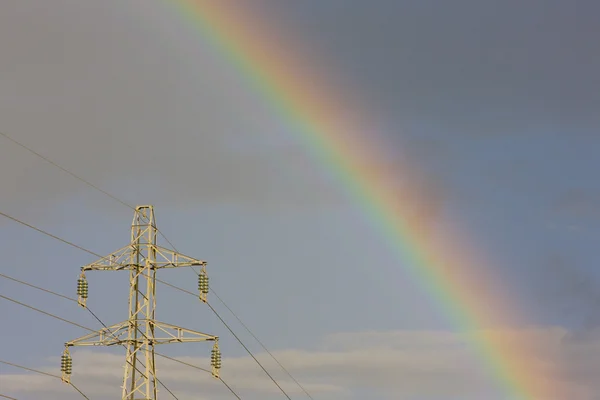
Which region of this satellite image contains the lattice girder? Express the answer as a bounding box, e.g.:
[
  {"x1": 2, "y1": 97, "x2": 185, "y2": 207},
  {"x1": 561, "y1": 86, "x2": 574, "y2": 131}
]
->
[
  {"x1": 81, "y1": 245, "x2": 206, "y2": 272},
  {"x1": 66, "y1": 321, "x2": 217, "y2": 347}
]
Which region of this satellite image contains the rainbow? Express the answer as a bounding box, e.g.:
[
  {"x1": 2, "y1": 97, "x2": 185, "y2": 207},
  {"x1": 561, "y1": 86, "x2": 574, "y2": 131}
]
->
[{"x1": 163, "y1": 1, "x2": 559, "y2": 398}]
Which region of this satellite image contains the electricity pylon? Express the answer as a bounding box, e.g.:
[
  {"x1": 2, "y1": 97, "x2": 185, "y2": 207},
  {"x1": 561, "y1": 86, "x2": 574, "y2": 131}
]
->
[{"x1": 61, "y1": 205, "x2": 221, "y2": 400}]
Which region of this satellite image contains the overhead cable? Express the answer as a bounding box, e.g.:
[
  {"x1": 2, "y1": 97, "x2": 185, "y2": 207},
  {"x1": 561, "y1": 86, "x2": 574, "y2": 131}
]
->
[{"x1": 0, "y1": 359, "x2": 89, "y2": 400}]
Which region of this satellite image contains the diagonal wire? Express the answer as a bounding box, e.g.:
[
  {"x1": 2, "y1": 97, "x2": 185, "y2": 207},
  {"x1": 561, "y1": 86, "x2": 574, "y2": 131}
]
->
[
  {"x1": 205, "y1": 302, "x2": 291, "y2": 399},
  {"x1": 149, "y1": 351, "x2": 241, "y2": 399},
  {"x1": 69, "y1": 381, "x2": 92, "y2": 400},
  {"x1": 147, "y1": 277, "x2": 292, "y2": 399},
  {"x1": 155, "y1": 240, "x2": 297, "y2": 400},
  {"x1": 0, "y1": 130, "x2": 179, "y2": 257},
  {"x1": 0, "y1": 294, "x2": 91, "y2": 331},
  {"x1": 0, "y1": 394, "x2": 18, "y2": 400},
  {"x1": 210, "y1": 289, "x2": 313, "y2": 399},
  {"x1": 0, "y1": 360, "x2": 89, "y2": 400},
  {"x1": 0, "y1": 131, "x2": 132, "y2": 211},
  {"x1": 0, "y1": 211, "x2": 104, "y2": 259},
  {"x1": 137, "y1": 270, "x2": 293, "y2": 400},
  {"x1": 0, "y1": 359, "x2": 60, "y2": 379},
  {"x1": 218, "y1": 377, "x2": 242, "y2": 400},
  {"x1": 150, "y1": 353, "x2": 211, "y2": 374},
  {"x1": 0, "y1": 274, "x2": 242, "y2": 399},
  {"x1": 0, "y1": 129, "x2": 313, "y2": 398},
  {"x1": 0, "y1": 272, "x2": 77, "y2": 302}
]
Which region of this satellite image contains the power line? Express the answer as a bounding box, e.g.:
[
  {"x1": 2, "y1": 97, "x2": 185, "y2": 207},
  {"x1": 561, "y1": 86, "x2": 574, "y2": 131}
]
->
[
  {"x1": 0, "y1": 359, "x2": 60, "y2": 379},
  {"x1": 0, "y1": 274, "x2": 242, "y2": 399},
  {"x1": 0, "y1": 273, "x2": 77, "y2": 302},
  {"x1": 0, "y1": 131, "x2": 132, "y2": 211},
  {"x1": 145, "y1": 276, "x2": 293, "y2": 399},
  {"x1": 0, "y1": 359, "x2": 90, "y2": 400},
  {"x1": 211, "y1": 290, "x2": 314, "y2": 399},
  {"x1": 153, "y1": 234, "x2": 298, "y2": 400},
  {"x1": 0, "y1": 211, "x2": 104, "y2": 259},
  {"x1": 150, "y1": 351, "x2": 241, "y2": 399},
  {"x1": 0, "y1": 394, "x2": 18, "y2": 400},
  {"x1": 151, "y1": 352, "x2": 211, "y2": 374},
  {"x1": 0, "y1": 130, "x2": 180, "y2": 258},
  {"x1": 0, "y1": 294, "x2": 90, "y2": 331},
  {"x1": 206, "y1": 302, "x2": 291, "y2": 399},
  {"x1": 219, "y1": 377, "x2": 242, "y2": 400},
  {"x1": 161, "y1": 247, "x2": 310, "y2": 399},
  {"x1": 0, "y1": 130, "x2": 314, "y2": 398}
]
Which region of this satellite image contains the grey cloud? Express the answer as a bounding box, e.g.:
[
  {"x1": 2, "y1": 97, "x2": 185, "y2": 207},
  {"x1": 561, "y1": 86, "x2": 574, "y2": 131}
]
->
[
  {"x1": 3, "y1": 327, "x2": 600, "y2": 400},
  {"x1": 0, "y1": 0, "x2": 343, "y2": 215},
  {"x1": 0, "y1": 0, "x2": 453, "y2": 223},
  {"x1": 267, "y1": 0, "x2": 600, "y2": 135},
  {"x1": 537, "y1": 254, "x2": 600, "y2": 330},
  {"x1": 554, "y1": 190, "x2": 600, "y2": 219},
  {"x1": 1, "y1": 0, "x2": 597, "y2": 221}
]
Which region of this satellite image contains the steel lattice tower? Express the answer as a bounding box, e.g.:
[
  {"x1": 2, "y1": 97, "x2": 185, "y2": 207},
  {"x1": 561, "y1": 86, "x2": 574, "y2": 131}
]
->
[{"x1": 61, "y1": 205, "x2": 221, "y2": 400}]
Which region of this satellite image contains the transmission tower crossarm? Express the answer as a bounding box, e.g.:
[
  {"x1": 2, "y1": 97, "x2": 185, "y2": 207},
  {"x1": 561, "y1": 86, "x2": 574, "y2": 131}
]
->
[
  {"x1": 81, "y1": 244, "x2": 206, "y2": 272},
  {"x1": 149, "y1": 321, "x2": 218, "y2": 344},
  {"x1": 153, "y1": 245, "x2": 207, "y2": 268},
  {"x1": 66, "y1": 320, "x2": 217, "y2": 347},
  {"x1": 80, "y1": 244, "x2": 137, "y2": 272},
  {"x1": 65, "y1": 320, "x2": 130, "y2": 347}
]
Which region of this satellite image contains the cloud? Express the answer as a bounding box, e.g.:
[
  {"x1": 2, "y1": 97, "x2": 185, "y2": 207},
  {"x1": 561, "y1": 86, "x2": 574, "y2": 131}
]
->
[
  {"x1": 0, "y1": 0, "x2": 342, "y2": 215},
  {"x1": 554, "y1": 190, "x2": 600, "y2": 220},
  {"x1": 0, "y1": 0, "x2": 451, "y2": 222},
  {"x1": 268, "y1": 0, "x2": 600, "y2": 135},
  {"x1": 2, "y1": 327, "x2": 600, "y2": 400},
  {"x1": 537, "y1": 254, "x2": 600, "y2": 330}
]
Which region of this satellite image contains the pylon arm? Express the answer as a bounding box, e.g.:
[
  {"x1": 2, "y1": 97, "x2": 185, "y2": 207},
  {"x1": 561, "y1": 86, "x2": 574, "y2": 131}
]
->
[
  {"x1": 81, "y1": 245, "x2": 206, "y2": 271},
  {"x1": 151, "y1": 321, "x2": 218, "y2": 344},
  {"x1": 66, "y1": 320, "x2": 132, "y2": 347},
  {"x1": 66, "y1": 320, "x2": 217, "y2": 347}
]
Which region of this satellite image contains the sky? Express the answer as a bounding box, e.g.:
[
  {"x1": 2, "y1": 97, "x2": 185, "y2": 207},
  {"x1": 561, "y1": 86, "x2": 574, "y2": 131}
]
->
[{"x1": 0, "y1": 0, "x2": 600, "y2": 399}]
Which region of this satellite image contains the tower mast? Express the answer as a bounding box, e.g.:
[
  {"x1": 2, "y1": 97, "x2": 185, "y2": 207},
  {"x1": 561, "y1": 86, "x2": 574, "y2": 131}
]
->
[{"x1": 61, "y1": 205, "x2": 220, "y2": 399}]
